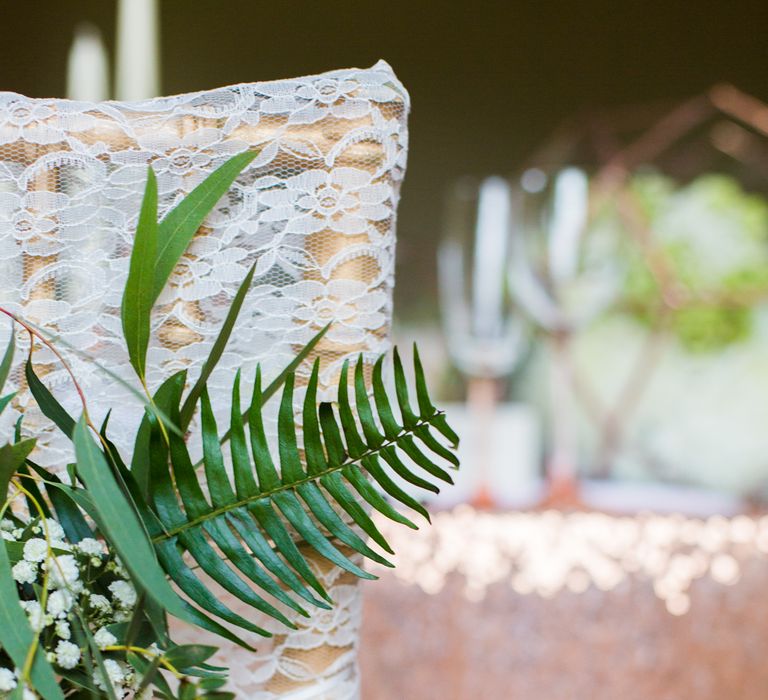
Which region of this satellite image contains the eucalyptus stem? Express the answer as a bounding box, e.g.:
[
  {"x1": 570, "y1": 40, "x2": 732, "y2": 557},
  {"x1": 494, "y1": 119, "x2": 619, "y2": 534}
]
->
[
  {"x1": 0, "y1": 308, "x2": 93, "y2": 426},
  {"x1": 103, "y1": 645, "x2": 181, "y2": 677},
  {"x1": 8, "y1": 482, "x2": 56, "y2": 687}
]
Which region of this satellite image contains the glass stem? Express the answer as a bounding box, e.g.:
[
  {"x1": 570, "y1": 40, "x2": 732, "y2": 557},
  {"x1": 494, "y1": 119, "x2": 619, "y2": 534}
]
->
[
  {"x1": 546, "y1": 332, "x2": 579, "y2": 502},
  {"x1": 467, "y1": 375, "x2": 498, "y2": 509}
]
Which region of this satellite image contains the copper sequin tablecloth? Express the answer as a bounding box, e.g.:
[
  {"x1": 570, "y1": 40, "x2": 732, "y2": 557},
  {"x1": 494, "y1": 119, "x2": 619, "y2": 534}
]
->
[{"x1": 359, "y1": 507, "x2": 768, "y2": 700}]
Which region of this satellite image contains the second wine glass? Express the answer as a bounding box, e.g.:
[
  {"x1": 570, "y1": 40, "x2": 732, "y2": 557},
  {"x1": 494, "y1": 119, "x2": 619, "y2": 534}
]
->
[
  {"x1": 439, "y1": 175, "x2": 528, "y2": 507},
  {"x1": 509, "y1": 166, "x2": 624, "y2": 504}
]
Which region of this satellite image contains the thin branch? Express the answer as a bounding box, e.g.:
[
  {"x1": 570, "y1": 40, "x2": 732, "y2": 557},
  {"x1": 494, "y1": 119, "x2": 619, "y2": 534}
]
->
[{"x1": 0, "y1": 307, "x2": 92, "y2": 424}]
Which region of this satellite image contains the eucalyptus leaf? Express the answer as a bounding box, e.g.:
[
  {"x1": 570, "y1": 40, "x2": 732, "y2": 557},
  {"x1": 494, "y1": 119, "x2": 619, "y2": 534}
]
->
[
  {"x1": 122, "y1": 167, "x2": 159, "y2": 381},
  {"x1": 163, "y1": 645, "x2": 218, "y2": 670},
  {"x1": 0, "y1": 437, "x2": 35, "y2": 503},
  {"x1": 154, "y1": 151, "x2": 258, "y2": 302},
  {"x1": 26, "y1": 461, "x2": 93, "y2": 543},
  {"x1": 72, "y1": 417, "x2": 195, "y2": 626},
  {"x1": 0, "y1": 332, "x2": 14, "y2": 392},
  {"x1": 25, "y1": 359, "x2": 75, "y2": 438},
  {"x1": 0, "y1": 391, "x2": 16, "y2": 416}
]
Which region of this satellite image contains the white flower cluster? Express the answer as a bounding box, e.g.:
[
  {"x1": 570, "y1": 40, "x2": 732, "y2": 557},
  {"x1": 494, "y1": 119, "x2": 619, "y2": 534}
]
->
[
  {"x1": 93, "y1": 658, "x2": 141, "y2": 696},
  {"x1": 0, "y1": 518, "x2": 141, "y2": 699}
]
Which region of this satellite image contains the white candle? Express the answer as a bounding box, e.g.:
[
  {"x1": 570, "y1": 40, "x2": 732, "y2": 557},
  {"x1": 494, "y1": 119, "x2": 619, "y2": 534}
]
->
[
  {"x1": 548, "y1": 167, "x2": 588, "y2": 284},
  {"x1": 116, "y1": 0, "x2": 160, "y2": 101},
  {"x1": 472, "y1": 176, "x2": 511, "y2": 338},
  {"x1": 66, "y1": 23, "x2": 109, "y2": 102}
]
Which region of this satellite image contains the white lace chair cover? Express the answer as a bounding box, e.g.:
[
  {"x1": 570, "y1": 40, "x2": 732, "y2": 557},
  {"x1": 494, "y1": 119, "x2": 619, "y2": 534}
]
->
[{"x1": 0, "y1": 60, "x2": 409, "y2": 698}]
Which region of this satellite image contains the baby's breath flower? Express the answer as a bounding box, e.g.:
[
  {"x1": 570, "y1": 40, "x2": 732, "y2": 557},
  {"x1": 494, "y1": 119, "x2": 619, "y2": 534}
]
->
[
  {"x1": 44, "y1": 519, "x2": 65, "y2": 542},
  {"x1": 89, "y1": 594, "x2": 111, "y2": 613},
  {"x1": 75, "y1": 538, "x2": 104, "y2": 557},
  {"x1": 54, "y1": 641, "x2": 81, "y2": 670},
  {"x1": 20, "y1": 601, "x2": 47, "y2": 632},
  {"x1": 12, "y1": 560, "x2": 37, "y2": 585},
  {"x1": 0, "y1": 667, "x2": 17, "y2": 692},
  {"x1": 93, "y1": 659, "x2": 126, "y2": 692},
  {"x1": 109, "y1": 558, "x2": 128, "y2": 578},
  {"x1": 47, "y1": 590, "x2": 74, "y2": 619},
  {"x1": 108, "y1": 580, "x2": 137, "y2": 609},
  {"x1": 22, "y1": 538, "x2": 48, "y2": 563},
  {"x1": 93, "y1": 627, "x2": 117, "y2": 650},
  {"x1": 47, "y1": 555, "x2": 80, "y2": 591},
  {"x1": 5, "y1": 517, "x2": 147, "y2": 694}
]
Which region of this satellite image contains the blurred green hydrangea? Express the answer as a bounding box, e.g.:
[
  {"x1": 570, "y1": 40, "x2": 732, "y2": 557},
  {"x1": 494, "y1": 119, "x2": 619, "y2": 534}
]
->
[{"x1": 621, "y1": 173, "x2": 768, "y2": 352}]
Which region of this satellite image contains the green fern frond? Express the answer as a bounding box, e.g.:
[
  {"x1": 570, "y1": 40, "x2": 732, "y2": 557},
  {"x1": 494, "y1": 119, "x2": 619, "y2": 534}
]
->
[{"x1": 134, "y1": 348, "x2": 460, "y2": 641}]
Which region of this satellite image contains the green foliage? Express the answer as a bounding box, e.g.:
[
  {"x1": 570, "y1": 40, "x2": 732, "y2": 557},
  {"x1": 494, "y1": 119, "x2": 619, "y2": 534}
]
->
[
  {"x1": 673, "y1": 305, "x2": 752, "y2": 352},
  {"x1": 0, "y1": 331, "x2": 15, "y2": 394},
  {"x1": 121, "y1": 168, "x2": 158, "y2": 381},
  {"x1": 0, "y1": 534, "x2": 63, "y2": 700},
  {"x1": 122, "y1": 150, "x2": 258, "y2": 383},
  {"x1": 72, "y1": 418, "x2": 195, "y2": 626},
  {"x1": 0, "y1": 439, "x2": 35, "y2": 507},
  {"x1": 178, "y1": 262, "x2": 256, "y2": 431},
  {"x1": 621, "y1": 173, "x2": 768, "y2": 352},
  {"x1": 152, "y1": 151, "x2": 257, "y2": 304},
  {"x1": 135, "y1": 350, "x2": 458, "y2": 637},
  {"x1": 0, "y1": 152, "x2": 459, "y2": 696}
]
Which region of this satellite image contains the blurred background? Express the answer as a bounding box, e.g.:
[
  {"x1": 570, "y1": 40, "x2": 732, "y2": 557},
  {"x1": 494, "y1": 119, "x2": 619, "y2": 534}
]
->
[{"x1": 5, "y1": 1, "x2": 768, "y2": 697}]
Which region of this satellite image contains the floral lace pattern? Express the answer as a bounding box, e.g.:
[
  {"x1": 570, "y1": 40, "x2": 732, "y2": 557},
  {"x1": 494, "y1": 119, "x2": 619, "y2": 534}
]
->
[
  {"x1": 171, "y1": 548, "x2": 364, "y2": 699},
  {"x1": 0, "y1": 60, "x2": 409, "y2": 699}
]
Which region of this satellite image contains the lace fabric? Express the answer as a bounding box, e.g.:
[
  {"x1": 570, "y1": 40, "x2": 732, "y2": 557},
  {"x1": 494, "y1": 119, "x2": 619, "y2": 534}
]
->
[
  {"x1": 0, "y1": 60, "x2": 409, "y2": 698},
  {"x1": 171, "y1": 547, "x2": 365, "y2": 699}
]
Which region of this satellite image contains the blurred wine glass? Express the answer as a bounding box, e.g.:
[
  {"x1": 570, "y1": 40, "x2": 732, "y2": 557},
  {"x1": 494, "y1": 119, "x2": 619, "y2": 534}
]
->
[
  {"x1": 438, "y1": 176, "x2": 527, "y2": 508},
  {"x1": 509, "y1": 166, "x2": 623, "y2": 504}
]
